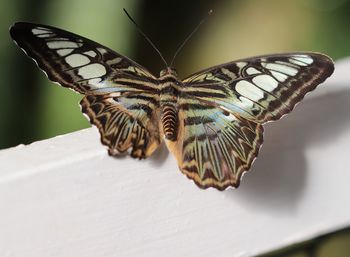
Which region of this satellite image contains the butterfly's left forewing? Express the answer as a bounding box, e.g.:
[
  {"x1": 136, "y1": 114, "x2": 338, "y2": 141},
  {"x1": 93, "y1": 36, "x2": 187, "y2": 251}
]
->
[
  {"x1": 10, "y1": 22, "x2": 163, "y2": 158},
  {"x1": 183, "y1": 53, "x2": 334, "y2": 122},
  {"x1": 169, "y1": 53, "x2": 334, "y2": 190}
]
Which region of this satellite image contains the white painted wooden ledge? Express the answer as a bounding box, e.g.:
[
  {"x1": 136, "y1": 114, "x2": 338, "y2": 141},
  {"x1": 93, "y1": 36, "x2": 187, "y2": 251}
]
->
[{"x1": 1, "y1": 58, "x2": 350, "y2": 257}]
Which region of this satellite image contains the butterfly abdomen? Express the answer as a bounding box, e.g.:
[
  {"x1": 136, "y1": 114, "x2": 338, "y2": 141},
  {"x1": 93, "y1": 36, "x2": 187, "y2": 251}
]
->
[
  {"x1": 161, "y1": 103, "x2": 178, "y2": 140},
  {"x1": 159, "y1": 70, "x2": 181, "y2": 141}
]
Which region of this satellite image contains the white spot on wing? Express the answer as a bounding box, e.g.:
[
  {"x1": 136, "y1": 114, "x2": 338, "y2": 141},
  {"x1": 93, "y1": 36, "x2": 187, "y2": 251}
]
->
[
  {"x1": 221, "y1": 68, "x2": 236, "y2": 79},
  {"x1": 78, "y1": 63, "x2": 106, "y2": 79},
  {"x1": 246, "y1": 67, "x2": 261, "y2": 75},
  {"x1": 57, "y1": 49, "x2": 74, "y2": 56},
  {"x1": 271, "y1": 71, "x2": 288, "y2": 82},
  {"x1": 106, "y1": 57, "x2": 123, "y2": 66},
  {"x1": 88, "y1": 78, "x2": 103, "y2": 85},
  {"x1": 97, "y1": 48, "x2": 107, "y2": 54},
  {"x1": 36, "y1": 26, "x2": 51, "y2": 31},
  {"x1": 239, "y1": 96, "x2": 254, "y2": 108},
  {"x1": 32, "y1": 28, "x2": 51, "y2": 35},
  {"x1": 47, "y1": 41, "x2": 81, "y2": 49},
  {"x1": 236, "y1": 80, "x2": 264, "y2": 101},
  {"x1": 65, "y1": 54, "x2": 90, "y2": 67},
  {"x1": 84, "y1": 51, "x2": 97, "y2": 58},
  {"x1": 36, "y1": 33, "x2": 54, "y2": 38},
  {"x1": 236, "y1": 62, "x2": 247, "y2": 69},
  {"x1": 289, "y1": 58, "x2": 308, "y2": 66},
  {"x1": 293, "y1": 55, "x2": 313, "y2": 64},
  {"x1": 252, "y1": 75, "x2": 278, "y2": 92},
  {"x1": 266, "y1": 63, "x2": 298, "y2": 76}
]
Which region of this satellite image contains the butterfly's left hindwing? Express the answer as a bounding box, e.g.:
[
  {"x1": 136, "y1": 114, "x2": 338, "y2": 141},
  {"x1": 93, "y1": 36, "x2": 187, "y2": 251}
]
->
[
  {"x1": 10, "y1": 22, "x2": 163, "y2": 157},
  {"x1": 167, "y1": 97, "x2": 263, "y2": 190}
]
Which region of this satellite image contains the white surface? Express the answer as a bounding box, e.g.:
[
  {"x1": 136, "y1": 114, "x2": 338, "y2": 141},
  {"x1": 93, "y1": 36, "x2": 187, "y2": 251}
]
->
[{"x1": 0, "y1": 58, "x2": 350, "y2": 257}]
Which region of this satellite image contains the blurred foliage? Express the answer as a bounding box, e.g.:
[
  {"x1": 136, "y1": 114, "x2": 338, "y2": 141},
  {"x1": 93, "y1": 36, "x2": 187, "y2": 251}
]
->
[
  {"x1": 1, "y1": 0, "x2": 140, "y2": 148},
  {"x1": 258, "y1": 227, "x2": 350, "y2": 257},
  {"x1": 1, "y1": 0, "x2": 350, "y2": 149},
  {"x1": 0, "y1": 0, "x2": 350, "y2": 256}
]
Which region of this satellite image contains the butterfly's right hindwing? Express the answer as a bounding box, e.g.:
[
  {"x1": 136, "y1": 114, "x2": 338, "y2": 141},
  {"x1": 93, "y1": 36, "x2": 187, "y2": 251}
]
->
[{"x1": 81, "y1": 94, "x2": 162, "y2": 158}]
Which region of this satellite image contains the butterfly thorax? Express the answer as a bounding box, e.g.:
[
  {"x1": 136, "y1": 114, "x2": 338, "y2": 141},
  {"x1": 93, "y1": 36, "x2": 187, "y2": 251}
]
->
[{"x1": 159, "y1": 67, "x2": 181, "y2": 141}]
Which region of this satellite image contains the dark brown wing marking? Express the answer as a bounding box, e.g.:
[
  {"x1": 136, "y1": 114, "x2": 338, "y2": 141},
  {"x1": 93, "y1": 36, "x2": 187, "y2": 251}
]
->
[
  {"x1": 166, "y1": 97, "x2": 263, "y2": 190},
  {"x1": 183, "y1": 53, "x2": 334, "y2": 123},
  {"x1": 80, "y1": 94, "x2": 162, "y2": 158}
]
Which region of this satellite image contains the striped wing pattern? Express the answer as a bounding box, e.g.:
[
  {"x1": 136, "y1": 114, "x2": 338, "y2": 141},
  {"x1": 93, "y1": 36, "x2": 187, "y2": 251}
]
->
[
  {"x1": 166, "y1": 97, "x2": 263, "y2": 189},
  {"x1": 81, "y1": 94, "x2": 162, "y2": 158},
  {"x1": 10, "y1": 22, "x2": 163, "y2": 158},
  {"x1": 183, "y1": 53, "x2": 334, "y2": 122},
  {"x1": 10, "y1": 22, "x2": 335, "y2": 190},
  {"x1": 176, "y1": 53, "x2": 334, "y2": 189}
]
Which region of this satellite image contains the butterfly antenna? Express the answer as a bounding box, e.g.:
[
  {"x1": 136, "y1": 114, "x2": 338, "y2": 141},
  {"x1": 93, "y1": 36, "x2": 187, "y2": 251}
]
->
[
  {"x1": 169, "y1": 9, "x2": 213, "y2": 67},
  {"x1": 123, "y1": 8, "x2": 168, "y2": 68}
]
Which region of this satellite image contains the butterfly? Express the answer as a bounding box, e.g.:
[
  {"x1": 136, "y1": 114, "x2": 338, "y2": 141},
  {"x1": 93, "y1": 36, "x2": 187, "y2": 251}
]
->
[{"x1": 10, "y1": 22, "x2": 334, "y2": 190}]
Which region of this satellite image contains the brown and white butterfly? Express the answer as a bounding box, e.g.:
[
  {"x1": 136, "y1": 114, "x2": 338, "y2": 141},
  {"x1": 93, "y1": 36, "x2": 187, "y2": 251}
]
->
[{"x1": 10, "y1": 22, "x2": 334, "y2": 190}]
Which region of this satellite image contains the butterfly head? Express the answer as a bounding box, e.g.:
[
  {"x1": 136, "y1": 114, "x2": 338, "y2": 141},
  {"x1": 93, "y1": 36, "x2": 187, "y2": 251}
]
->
[{"x1": 160, "y1": 67, "x2": 177, "y2": 77}]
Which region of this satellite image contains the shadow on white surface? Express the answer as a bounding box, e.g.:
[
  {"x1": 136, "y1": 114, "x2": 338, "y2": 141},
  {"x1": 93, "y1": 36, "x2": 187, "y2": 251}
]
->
[
  {"x1": 0, "y1": 61, "x2": 349, "y2": 257},
  {"x1": 149, "y1": 142, "x2": 170, "y2": 168},
  {"x1": 225, "y1": 88, "x2": 350, "y2": 213}
]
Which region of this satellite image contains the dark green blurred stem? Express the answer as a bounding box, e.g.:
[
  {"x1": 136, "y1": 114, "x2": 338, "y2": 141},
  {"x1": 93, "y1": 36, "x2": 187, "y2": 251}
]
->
[{"x1": 3, "y1": 0, "x2": 51, "y2": 149}]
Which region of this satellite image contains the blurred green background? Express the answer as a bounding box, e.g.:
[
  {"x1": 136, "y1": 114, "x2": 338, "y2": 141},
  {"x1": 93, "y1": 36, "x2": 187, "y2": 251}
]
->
[
  {"x1": 1, "y1": 0, "x2": 350, "y2": 256},
  {"x1": 1, "y1": 0, "x2": 350, "y2": 150}
]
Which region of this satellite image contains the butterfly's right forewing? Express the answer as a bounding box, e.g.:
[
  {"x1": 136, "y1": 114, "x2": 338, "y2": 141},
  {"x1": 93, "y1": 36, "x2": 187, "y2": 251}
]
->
[{"x1": 10, "y1": 22, "x2": 157, "y2": 94}]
